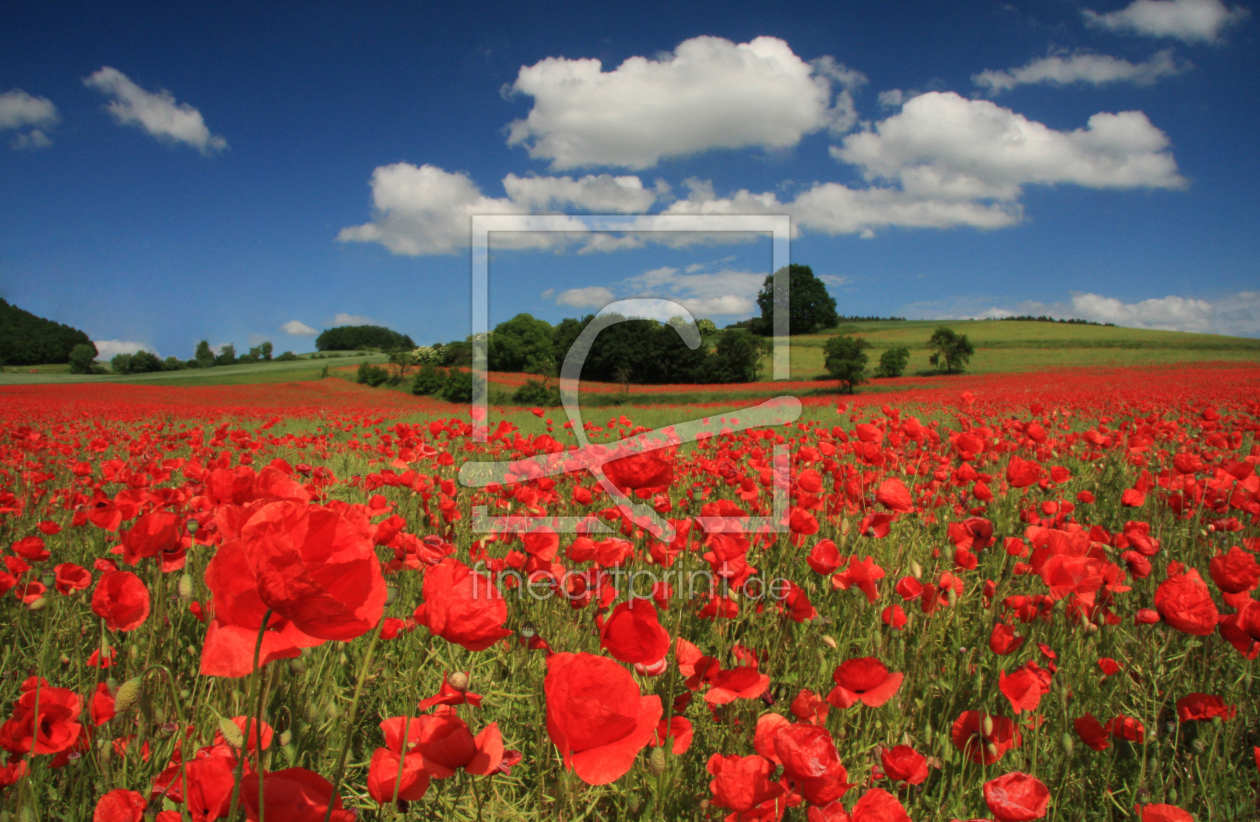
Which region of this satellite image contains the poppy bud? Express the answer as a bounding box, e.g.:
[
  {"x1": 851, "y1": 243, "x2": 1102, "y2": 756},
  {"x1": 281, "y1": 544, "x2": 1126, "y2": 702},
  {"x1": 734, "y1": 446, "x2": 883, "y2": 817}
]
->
[
  {"x1": 1167, "y1": 787, "x2": 1177, "y2": 804},
  {"x1": 1082, "y1": 621, "x2": 1098, "y2": 634},
  {"x1": 981, "y1": 715, "x2": 994, "y2": 737},
  {"x1": 1061, "y1": 733, "x2": 1073, "y2": 755},
  {"x1": 1191, "y1": 738, "x2": 1207, "y2": 754},
  {"x1": 647, "y1": 747, "x2": 667, "y2": 776},
  {"x1": 60, "y1": 655, "x2": 70, "y2": 666},
  {"x1": 41, "y1": 573, "x2": 56, "y2": 589},
  {"x1": 947, "y1": 587, "x2": 957, "y2": 607},
  {"x1": 28, "y1": 597, "x2": 47, "y2": 611},
  {"x1": 822, "y1": 634, "x2": 838, "y2": 650},
  {"x1": 114, "y1": 676, "x2": 143, "y2": 714},
  {"x1": 177, "y1": 573, "x2": 194, "y2": 601},
  {"x1": 385, "y1": 584, "x2": 399, "y2": 606},
  {"x1": 128, "y1": 644, "x2": 139, "y2": 661},
  {"x1": 289, "y1": 657, "x2": 307, "y2": 676},
  {"x1": 219, "y1": 716, "x2": 244, "y2": 748},
  {"x1": 909, "y1": 560, "x2": 922, "y2": 580},
  {"x1": 449, "y1": 671, "x2": 470, "y2": 691},
  {"x1": 280, "y1": 729, "x2": 292, "y2": 746},
  {"x1": 179, "y1": 689, "x2": 190, "y2": 700},
  {"x1": 984, "y1": 741, "x2": 999, "y2": 759}
]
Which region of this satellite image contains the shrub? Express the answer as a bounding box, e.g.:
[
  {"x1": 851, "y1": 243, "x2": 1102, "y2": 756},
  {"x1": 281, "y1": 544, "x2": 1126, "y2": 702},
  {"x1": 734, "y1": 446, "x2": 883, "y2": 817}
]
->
[
  {"x1": 68, "y1": 343, "x2": 97, "y2": 375},
  {"x1": 874, "y1": 346, "x2": 910, "y2": 378},
  {"x1": 441, "y1": 369, "x2": 473, "y2": 404},
  {"x1": 275, "y1": 351, "x2": 298, "y2": 362},
  {"x1": 356, "y1": 362, "x2": 390, "y2": 387},
  {"x1": 512, "y1": 378, "x2": 561, "y2": 407},
  {"x1": 411, "y1": 365, "x2": 447, "y2": 396},
  {"x1": 823, "y1": 334, "x2": 870, "y2": 394}
]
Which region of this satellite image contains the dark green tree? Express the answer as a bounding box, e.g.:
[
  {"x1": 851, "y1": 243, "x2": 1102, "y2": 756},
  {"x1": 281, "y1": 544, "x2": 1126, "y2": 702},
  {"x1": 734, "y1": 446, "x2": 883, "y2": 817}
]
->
[
  {"x1": 214, "y1": 344, "x2": 237, "y2": 366},
  {"x1": 927, "y1": 327, "x2": 975, "y2": 374},
  {"x1": 700, "y1": 329, "x2": 765, "y2": 383},
  {"x1": 753, "y1": 264, "x2": 838, "y2": 336},
  {"x1": 441, "y1": 369, "x2": 473, "y2": 403},
  {"x1": 488, "y1": 314, "x2": 555, "y2": 373},
  {"x1": 68, "y1": 343, "x2": 97, "y2": 374},
  {"x1": 194, "y1": 340, "x2": 215, "y2": 368},
  {"x1": 316, "y1": 325, "x2": 415, "y2": 351},
  {"x1": 874, "y1": 346, "x2": 910, "y2": 378},
  {"x1": 823, "y1": 334, "x2": 870, "y2": 394},
  {"x1": 129, "y1": 350, "x2": 164, "y2": 373},
  {"x1": 260, "y1": 341, "x2": 273, "y2": 361},
  {"x1": 163, "y1": 356, "x2": 185, "y2": 371},
  {"x1": 110, "y1": 353, "x2": 134, "y2": 374},
  {"x1": 411, "y1": 365, "x2": 447, "y2": 396}
]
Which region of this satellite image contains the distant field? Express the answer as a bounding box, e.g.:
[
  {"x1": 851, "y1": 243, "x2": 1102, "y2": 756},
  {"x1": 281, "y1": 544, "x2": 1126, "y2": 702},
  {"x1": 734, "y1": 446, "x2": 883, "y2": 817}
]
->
[
  {"x1": 774, "y1": 319, "x2": 1260, "y2": 378},
  {"x1": 0, "y1": 352, "x2": 388, "y2": 386}
]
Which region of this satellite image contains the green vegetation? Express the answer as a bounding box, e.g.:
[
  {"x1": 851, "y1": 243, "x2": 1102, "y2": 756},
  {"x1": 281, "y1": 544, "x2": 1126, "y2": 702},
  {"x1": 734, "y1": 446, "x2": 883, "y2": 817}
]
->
[
  {"x1": 928, "y1": 326, "x2": 976, "y2": 374},
  {"x1": 0, "y1": 298, "x2": 94, "y2": 367},
  {"x1": 752, "y1": 263, "x2": 838, "y2": 336},
  {"x1": 823, "y1": 334, "x2": 870, "y2": 394},
  {"x1": 316, "y1": 324, "x2": 415, "y2": 351},
  {"x1": 874, "y1": 345, "x2": 910, "y2": 378}
]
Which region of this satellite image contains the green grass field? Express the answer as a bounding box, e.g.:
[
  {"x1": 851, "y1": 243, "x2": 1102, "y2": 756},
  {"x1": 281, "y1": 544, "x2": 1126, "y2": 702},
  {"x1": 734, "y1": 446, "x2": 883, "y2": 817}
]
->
[{"x1": 0, "y1": 352, "x2": 389, "y2": 386}]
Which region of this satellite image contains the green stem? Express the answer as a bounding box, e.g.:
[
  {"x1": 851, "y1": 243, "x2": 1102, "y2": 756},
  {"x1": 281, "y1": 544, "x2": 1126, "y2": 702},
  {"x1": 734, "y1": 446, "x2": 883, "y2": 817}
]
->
[
  {"x1": 228, "y1": 609, "x2": 272, "y2": 822},
  {"x1": 323, "y1": 617, "x2": 386, "y2": 822}
]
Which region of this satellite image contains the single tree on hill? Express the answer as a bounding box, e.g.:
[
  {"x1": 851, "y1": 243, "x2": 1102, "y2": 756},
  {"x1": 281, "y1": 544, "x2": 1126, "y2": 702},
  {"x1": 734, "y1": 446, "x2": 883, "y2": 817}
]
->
[
  {"x1": 69, "y1": 343, "x2": 98, "y2": 374},
  {"x1": 824, "y1": 334, "x2": 869, "y2": 394},
  {"x1": 928, "y1": 327, "x2": 975, "y2": 374},
  {"x1": 753, "y1": 264, "x2": 838, "y2": 336}
]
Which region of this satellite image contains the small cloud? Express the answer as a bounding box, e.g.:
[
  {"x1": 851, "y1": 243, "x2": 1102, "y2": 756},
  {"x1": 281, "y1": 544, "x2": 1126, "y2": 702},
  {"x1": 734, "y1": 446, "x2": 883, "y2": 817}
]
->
[
  {"x1": 83, "y1": 67, "x2": 227, "y2": 155},
  {"x1": 1082, "y1": 0, "x2": 1249, "y2": 43},
  {"x1": 0, "y1": 88, "x2": 58, "y2": 149},
  {"x1": 818, "y1": 274, "x2": 851, "y2": 287},
  {"x1": 93, "y1": 339, "x2": 155, "y2": 360},
  {"x1": 281, "y1": 320, "x2": 319, "y2": 336},
  {"x1": 333, "y1": 313, "x2": 372, "y2": 326},
  {"x1": 973, "y1": 50, "x2": 1187, "y2": 95},
  {"x1": 540, "y1": 288, "x2": 555, "y2": 299},
  {"x1": 556, "y1": 286, "x2": 616, "y2": 308}
]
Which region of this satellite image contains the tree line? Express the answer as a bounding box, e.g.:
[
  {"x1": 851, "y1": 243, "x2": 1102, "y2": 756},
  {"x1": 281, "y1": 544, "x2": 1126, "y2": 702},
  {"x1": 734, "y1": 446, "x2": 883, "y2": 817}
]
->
[{"x1": 0, "y1": 299, "x2": 94, "y2": 367}]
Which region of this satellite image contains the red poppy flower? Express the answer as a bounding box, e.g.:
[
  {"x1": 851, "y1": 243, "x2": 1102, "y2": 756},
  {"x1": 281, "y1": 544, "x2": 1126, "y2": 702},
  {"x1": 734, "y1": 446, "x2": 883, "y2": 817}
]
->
[
  {"x1": 879, "y1": 745, "x2": 928, "y2": 786},
  {"x1": 1209, "y1": 546, "x2": 1260, "y2": 594},
  {"x1": 1073, "y1": 713, "x2": 1110, "y2": 751},
  {"x1": 831, "y1": 556, "x2": 886, "y2": 604},
  {"x1": 0, "y1": 679, "x2": 82, "y2": 755},
  {"x1": 707, "y1": 753, "x2": 798, "y2": 818},
  {"x1": 1154, "y1": 566, "x2": 1218, "y2": 636},
  {"x1": 989, "y1": 623, "x2": 1024, "y2": 656},
  {"x1": 599, "y1": 600, "x2": 670, "y2": 666},
  {"x1": 54, "y1": 563, "x2": 92, "y2": 595},
  {"x1": 771, "y1": 723, "x2": 852, "y2": 805},
  {"x1": 412, "y1": 710, "x2": 502, "y2": 778},
  {"x1": 414, "y1": 558, "x2": 512, "y2": 652},
  {"x1": 1106, "y1": 715, "x2": 1145, "y2": 743},
  {"x1": 790, "y1": 689, "x2": 829, "y2": 725},
  {"x1": 876, "y1": 479, "x2": 913, "y2": 513},
  {"x1": 418, "y1": 672, "x2": 483, "y2": 712},
  {"x1": 1175, "y1": 693, "x2": 1237, "y2": 722},
  {"x1": 706, "y1": 665, "x2": 770, "y2": 706},
  {"x1": 242, "y1": 500, "x2": 386, "y2": 642},
  {"x1": 999, "y1": 666, "x2": 1048, "y2": 715},
  {"x1": 1140, "y1": 805, "x2": 1194, "y2": 822},
  {"x1": 851, "y1": 787, "x2": 911, "y2": 822},
  {"x1": 808, "y1": 540, "x2": 841, "y2": 576},
  {"x1": 602, "y1": 449, "x2": 674, "y2": 496},
  {"x1": 91, "y1": 571, "x2": 150, "y2": 632},
  {"x1": 12, "y1": 536, "x2": 49, "y2": 563},
  {"x1": 90, "y1": 683, "x2": 114, "y2": 726},
  {"x1": 649, "y1": 716, "x2": 693, "y2": 755},
  {"x1": 367, "y1": 746, "x2": 430, "y2": 803},
  {"x1": 984, "y1": 771, "x2": 1049, "y2": 822},
  {"x1": 120, "y1": 511, "x2": 180, "y2": 566},
  {"x1": 94, "y1": 789, "x2": 147, "y2": 822},
  {"x1": 1006, "y1": 456, "x2": 1044, "y2": 488},
  {"x1": 951, "y1": 711, "x2": 1021, "y2": 764},
  {"x1": 241, "y1": 768, "x2": 356, "y2": 822},
  {"x1": 881, "y1": 604, "x2": 907, "y2": 630},
  {"x1": 544, "y1": 652, "x2": 662, "y2": 785},
  {"x1": 827, "y1": 657, "x2": 903, "y2": 709}
]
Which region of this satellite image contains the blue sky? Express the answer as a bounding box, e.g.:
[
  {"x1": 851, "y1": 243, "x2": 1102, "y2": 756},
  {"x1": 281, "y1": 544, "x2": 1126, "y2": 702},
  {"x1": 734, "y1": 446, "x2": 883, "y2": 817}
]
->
[{"x1": 1, "y1": 0, "x2": 1257, "y2": 360}]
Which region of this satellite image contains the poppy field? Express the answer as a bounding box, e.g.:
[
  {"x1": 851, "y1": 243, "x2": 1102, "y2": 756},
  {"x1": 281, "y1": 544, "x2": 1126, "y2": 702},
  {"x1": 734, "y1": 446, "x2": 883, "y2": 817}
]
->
[{"x1": 1, "y1": 363, "x2": 1259, "y2": 821}]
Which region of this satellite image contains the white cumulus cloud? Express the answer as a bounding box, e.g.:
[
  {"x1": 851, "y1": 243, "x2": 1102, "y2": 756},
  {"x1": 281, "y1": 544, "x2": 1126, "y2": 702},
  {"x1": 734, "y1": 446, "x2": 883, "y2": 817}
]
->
[
  {"x1": 0, "y1": 88, "x2": 58, "y2": 150},
  {"x1": 505, "y1": 35, "x2": 864, "y2": 170},
  {"x1": 555, "y1": 286, "x2": 616, "y2": 308},
  {"x1": 973, "y1": 50, "x2": 1187, "y2": 94},
  {"x1": 281, "y1": 320, "x2": 318, "y2": 336},
  {"x1": 83, "y1": 67, "x2": 227, "y2": 155},
  {"x1": 333, "y1": 313, "x2": 372, "y2": 326},
  {"x1": 502, "y1": 173, "x2": 666, "y2": 213},
  {"x1": 93, "y1": 340, "x2": 155, "y2": 360},
  {"x1": 1083, "y1": 0, "x2": 1250, "y2": 42}
]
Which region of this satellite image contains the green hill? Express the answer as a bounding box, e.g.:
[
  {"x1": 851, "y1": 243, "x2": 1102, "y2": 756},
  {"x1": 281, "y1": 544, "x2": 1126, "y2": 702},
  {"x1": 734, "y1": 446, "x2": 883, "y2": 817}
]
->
[
  {"x1": 781, "y1": 319, "x2": 1260, "y2": 378},
  {"x1": 0, "y1": 298, "x2": 94, "y2": 367}
]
